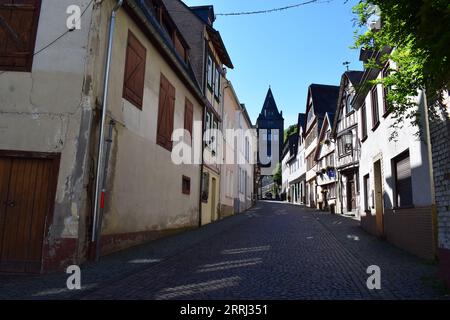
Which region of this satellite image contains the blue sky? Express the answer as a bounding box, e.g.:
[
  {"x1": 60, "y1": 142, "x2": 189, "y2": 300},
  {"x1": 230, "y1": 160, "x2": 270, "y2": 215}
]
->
[{"x1": 184, "y1": 0, "x2": 363, "y2": 128}]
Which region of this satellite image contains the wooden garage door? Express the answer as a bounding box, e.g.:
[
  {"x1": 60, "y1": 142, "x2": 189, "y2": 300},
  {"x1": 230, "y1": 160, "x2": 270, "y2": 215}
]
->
[{"x1": 0, "y1": 153, "x2": 59, "y2": 273}]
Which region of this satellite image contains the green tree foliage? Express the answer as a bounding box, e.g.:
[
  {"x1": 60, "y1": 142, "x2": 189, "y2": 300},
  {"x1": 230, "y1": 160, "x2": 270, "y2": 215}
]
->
[
  {"x1": 273, "y1": 163, "x2": 282, "y2": 185},
  {"x1": 353, "y1": 1, "x2": 450, "y2": 136},
  {"x1": 284, "y1": 125, "x2": 298, "y2": 142}
]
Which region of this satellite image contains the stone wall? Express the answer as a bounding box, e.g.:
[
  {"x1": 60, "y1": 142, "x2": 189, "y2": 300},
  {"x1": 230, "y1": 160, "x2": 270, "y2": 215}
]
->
[{"x1": 430, "y1": 93, "x2": 450, "y2": 286}]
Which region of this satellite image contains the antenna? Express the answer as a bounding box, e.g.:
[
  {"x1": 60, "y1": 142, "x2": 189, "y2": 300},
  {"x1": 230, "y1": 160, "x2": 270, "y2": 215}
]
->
[{"x1": 343, "y1": 61, "x2": 351, "y2": 71}]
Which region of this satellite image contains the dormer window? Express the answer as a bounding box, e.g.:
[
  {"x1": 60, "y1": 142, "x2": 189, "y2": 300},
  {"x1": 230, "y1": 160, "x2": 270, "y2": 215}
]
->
[{"x1": 149, "y1": 0, "x2": 189, "y2": 63}]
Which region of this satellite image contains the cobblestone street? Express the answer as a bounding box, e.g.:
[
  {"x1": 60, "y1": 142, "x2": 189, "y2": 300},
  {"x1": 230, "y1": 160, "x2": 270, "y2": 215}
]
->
[{"x1": 0, "y1": 202, "x2": 446, "y2": 300}]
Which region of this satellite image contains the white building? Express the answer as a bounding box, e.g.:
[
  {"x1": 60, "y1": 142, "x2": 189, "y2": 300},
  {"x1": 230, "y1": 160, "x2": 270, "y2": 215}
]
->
[
  {"x1": 281, "y1": 134, "x2": 299, "y2": 202},
  {"x1": 331, "y1": 71, "x2": 365, "y2": 216},
  {"x1": 236, "y1": 104, "x2": 256, "y2": 213},
  {"x1": 314, "y1": 113, "x2": 337, "y2": 212},
  {"x1": 354, "y1": 49, "x2": 435, "y2": 259},
  {"x1": 284, "y1": 114, "x2": 308, "y2": 204},
  {"x1": 304, "y1": 84, "x2": 340, "y2": 208}
]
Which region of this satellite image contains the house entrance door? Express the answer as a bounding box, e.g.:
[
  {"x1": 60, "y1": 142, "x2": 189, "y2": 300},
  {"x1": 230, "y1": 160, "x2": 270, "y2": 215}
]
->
[
  {"x1": 347, "y1": 177, "x2": 356, "y2": 212},
  {"x1": 0, "y1": 153, "x2": 59, "y2": 273}
]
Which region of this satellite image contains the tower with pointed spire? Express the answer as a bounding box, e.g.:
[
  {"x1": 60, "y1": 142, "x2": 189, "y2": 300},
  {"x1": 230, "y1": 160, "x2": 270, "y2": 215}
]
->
[
  {"x1": 256, "y1": 88, "x2": 284, "y2": 199},
  {"x1": 257, "y1": 87, "x2": 285, "y2": 163}
]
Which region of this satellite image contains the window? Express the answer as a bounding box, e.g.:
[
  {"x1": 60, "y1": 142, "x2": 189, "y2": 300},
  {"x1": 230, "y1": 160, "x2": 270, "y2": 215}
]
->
[
  {"x1": 328, "y1": 184, "x2": 336, "y2": 199},
  {"x1": 307, "y1": 154, "x2": 315, "y2": 171},
  {"x1": 393, "y1": 151, "x2": 413, "y2": 208},
  {"x1": 326, "y1": 153, "x2": 335, "y2": 167},
  {"x1": 212, "y1": 121, "x2": 218, "y2": 154},
  {"x1": 182, "y1": 176, "x2": 191, "y2": 195},
  {"x1": 201, "y1": 172, "x2": 209, "y2": 202},
  {"x1": 305, "y1": 125, "x2": 317, "y2": 149},
  {"x1": 207, "y1": 55, "x2": 213, "y2": 88},
  {"x1": 345, "y1": 92, "x2": 353, "y2": 114},
  {"x1": 123, "y1": 31, "x2": 147, "y2": 109},
  {"x1": 361, "y1": 103, "x2": 368, "y2": 140},
  {"x1": 306, "y1": 103, "x2": 314, "y2": 126},
  {"x1": 161, "y1": 14, "x2": 174, "y2": 39},
  {"x1": 157, "y1": 73, "x2": 175, "y2": 151},
  {"x1": 245, "y1": 137, "x2": 249, "y2": 162},
  {"x1": 356, "y1": 172, "x2": 360, "y2": 194},
  {"x1": 214, "y1": 67, "x2": 220, "y2": 99},
  {"x1": 0, "y1": 0, "x2": 42, "y2": 72},
  {"x1": 371, "y1": 87, "x2": 380, "y2": 128},
  {"x1": 382, "y1": 68, "x2": 390, "y2": 115},
  {"x1": 338, "y1": 133, "x2": 352, "y2": 157},
  {"x1": 174, "y1": 33, "x2": 186, "y2": 62},
  {"x1": 363, "y1": 174, "x2": 370, "y2": 211},
  {"x1": 238, "y1": 168, "x2": 242, "y2": 193},
  {"x1": 205, "y1": 112, "x2": 211, "y2": 145},
  {"x1": 184, "y1": 98, "x2": 193, "y2": 142}
]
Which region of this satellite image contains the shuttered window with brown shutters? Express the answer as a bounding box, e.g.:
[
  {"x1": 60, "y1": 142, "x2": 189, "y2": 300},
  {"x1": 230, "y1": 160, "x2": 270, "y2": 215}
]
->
[
  {"x1": 393, "y1": 151, "x2": 413, "y2": 208},
  {"x1": 0, "y1": 0, "x2": 42, "y2": 72},
  {"x1": 157, "y1": 73, "x2": 175, "y2": 151},
  {"x1": 184, "y1": 98, "x2": 193, "y2": 143},
  {"x1": 123, "y1": 31, "x2": 146, "y2": 109}
]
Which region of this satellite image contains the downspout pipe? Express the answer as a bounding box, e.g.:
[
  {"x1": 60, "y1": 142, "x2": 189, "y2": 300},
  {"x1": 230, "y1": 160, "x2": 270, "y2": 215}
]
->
[
  {"x1": 199, "y1": 106, "x2": 205, "y2": 228},
  {"x1": 91, "y1": 0, "x2": 123, "y2": 257}
]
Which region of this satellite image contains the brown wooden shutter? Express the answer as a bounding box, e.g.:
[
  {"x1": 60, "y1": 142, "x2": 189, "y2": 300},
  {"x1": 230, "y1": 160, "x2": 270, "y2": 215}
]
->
[
  {"x1": 123, "y1": 31, "x2": 146, "y2": 109},
  {"x1": 157, "y1": 73, "x2": 175, "y2": 151},
  {"x1": 395, "y1": 152, "x2": 413, "y2": 207},
  {"x1": 0, "y1": 0, "x2": 41, "y2": 72},
  {"x1": 174, "y1": 33, "x2": 186, "y2": 62},
  {"x1": 157, "y1": 74, "x2": 169, "y2": 147},
  {"x1": 184, "y1": 98, "x2": 193, "y2": 141}
]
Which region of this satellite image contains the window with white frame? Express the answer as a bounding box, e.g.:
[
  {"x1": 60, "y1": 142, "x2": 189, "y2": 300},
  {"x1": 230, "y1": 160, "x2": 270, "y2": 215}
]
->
[
  {"x1": 214, "y1": 67, "x2": 220, "y2": 99},
  {"x1": 207, "y1": 55, "x2": 213, "y2": 88},
  {"x1": 205, "y1": 112, "x2": 211, "y2": 145},
  {"x1": 212, "y1": 121, "x2": 218, "y2": 154}
]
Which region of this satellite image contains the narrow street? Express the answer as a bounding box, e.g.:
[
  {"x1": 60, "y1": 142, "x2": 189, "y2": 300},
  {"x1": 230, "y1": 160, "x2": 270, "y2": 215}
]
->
[{"x1": 0, "y1": 202, "x2": 444, "y2": 300}]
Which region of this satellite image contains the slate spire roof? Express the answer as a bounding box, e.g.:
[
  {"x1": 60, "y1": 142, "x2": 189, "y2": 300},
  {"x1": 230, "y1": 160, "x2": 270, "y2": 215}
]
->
[{"x1": 258, "y1": 88, "x2": 284, "y2": 121}]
